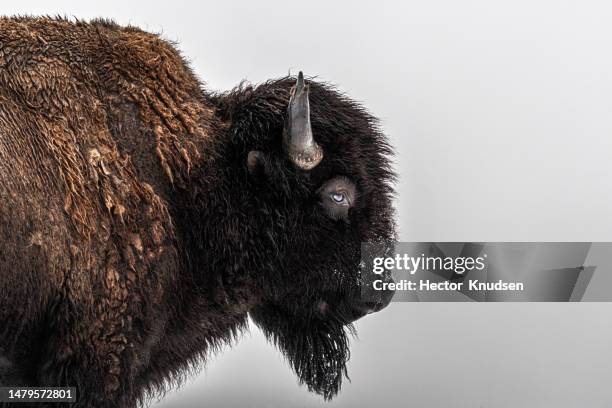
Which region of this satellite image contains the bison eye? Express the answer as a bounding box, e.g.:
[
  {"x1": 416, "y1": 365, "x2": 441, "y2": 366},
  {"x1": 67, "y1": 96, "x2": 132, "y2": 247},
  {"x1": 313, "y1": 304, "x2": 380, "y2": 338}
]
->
[
  {"x1": 318, "y1": 177, "x2": 356, "y2": 221},
  {"x1": 330, "y1": 192, "x2": 347, "y2": 204}
]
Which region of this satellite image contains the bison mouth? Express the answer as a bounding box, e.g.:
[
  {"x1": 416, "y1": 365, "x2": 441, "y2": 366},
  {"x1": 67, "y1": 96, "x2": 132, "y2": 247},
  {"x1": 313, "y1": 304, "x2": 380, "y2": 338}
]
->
[{"x1": 249, "y1": 303, "x2": 353, "y2": 400}]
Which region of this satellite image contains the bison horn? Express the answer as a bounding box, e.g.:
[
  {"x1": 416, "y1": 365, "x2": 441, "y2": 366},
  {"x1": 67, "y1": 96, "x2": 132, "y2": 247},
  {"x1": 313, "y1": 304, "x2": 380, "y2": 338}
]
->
[{"x1": 283, "y1": 71, "x2": 323, "y2": 170}]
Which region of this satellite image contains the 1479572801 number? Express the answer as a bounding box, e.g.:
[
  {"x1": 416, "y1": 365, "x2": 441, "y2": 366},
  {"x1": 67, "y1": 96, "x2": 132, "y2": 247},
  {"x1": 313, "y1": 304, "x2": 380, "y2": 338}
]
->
[{"x1": 0, "y1": 387, "x2": 76, "y2": 402}]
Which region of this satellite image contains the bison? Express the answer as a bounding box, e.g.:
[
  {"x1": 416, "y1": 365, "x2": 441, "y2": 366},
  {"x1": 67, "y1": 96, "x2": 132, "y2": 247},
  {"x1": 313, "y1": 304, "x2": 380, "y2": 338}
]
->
[{"x1": 0, "y1": 16, "x2": 396, "y2": 407}]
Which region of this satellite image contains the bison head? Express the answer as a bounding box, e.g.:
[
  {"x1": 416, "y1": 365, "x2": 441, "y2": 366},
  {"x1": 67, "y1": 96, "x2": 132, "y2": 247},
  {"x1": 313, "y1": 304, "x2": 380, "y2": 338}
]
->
[{"x1": 204, "y1": 72, "x2": 396, "y2": 399}]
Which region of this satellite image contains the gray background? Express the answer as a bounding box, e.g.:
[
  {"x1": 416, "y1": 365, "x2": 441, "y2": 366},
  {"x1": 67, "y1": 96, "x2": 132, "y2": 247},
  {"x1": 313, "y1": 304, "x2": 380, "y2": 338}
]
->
[{"x1": 5, "y1": 1, "x2": 612, "y2": 406}]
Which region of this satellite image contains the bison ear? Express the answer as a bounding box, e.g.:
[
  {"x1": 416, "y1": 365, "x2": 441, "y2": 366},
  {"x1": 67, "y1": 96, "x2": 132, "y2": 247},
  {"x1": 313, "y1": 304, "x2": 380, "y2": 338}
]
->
[
  {"x1": 247, "y1": 150, "x2": 267, "y2": 175},
  {"x1": 250, "y1": 304, "x2": 350, "y2": 400}
]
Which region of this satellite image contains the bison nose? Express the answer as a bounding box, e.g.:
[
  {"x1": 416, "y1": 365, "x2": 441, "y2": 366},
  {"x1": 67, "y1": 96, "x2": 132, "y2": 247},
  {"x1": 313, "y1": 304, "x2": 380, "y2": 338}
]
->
[
  {"x1": 349, "y1": 281, "x2": 395, "y2": 321},
  {"x1": 354, "y1": 285, "x2": 395, "y2": 315}
]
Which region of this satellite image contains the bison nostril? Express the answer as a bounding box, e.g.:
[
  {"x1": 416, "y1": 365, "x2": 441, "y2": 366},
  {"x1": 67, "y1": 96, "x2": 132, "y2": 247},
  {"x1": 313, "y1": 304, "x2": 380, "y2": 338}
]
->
[
  {"x1": 351, "y1": 300, "x2": 386, "y2": 320},
  {"x1": 352, "y1": 287, "x2": 395, "y2": 318},
  {"x1": 362, "y1": 301, "x2": 378, "y2": 313}
]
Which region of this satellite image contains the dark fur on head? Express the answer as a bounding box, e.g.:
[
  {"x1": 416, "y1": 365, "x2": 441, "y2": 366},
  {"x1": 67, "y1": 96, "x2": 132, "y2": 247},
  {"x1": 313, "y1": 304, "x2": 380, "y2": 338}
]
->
[
  {"x1": 199, "y1": 78, "x2": 396, "y2": 398},
  {"x1": 0, "y1": 17, "x2": 395, "y2": 407}
]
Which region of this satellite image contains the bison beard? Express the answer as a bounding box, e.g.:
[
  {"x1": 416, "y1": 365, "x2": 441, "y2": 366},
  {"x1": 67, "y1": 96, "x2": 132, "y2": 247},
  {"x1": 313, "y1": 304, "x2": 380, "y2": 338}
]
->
[
  {"x1": 251, "y1": 304, "x2": 352, "y2": 400},
  {"x1": 0, "y1": 16, "x2": 396, "y2": 407}
]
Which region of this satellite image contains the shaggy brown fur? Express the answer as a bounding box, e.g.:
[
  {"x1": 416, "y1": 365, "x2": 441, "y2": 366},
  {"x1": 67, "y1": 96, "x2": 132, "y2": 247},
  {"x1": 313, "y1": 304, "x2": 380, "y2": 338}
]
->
[{"x1": 0, "y1": 16, "x2": 396, "y2": 407}]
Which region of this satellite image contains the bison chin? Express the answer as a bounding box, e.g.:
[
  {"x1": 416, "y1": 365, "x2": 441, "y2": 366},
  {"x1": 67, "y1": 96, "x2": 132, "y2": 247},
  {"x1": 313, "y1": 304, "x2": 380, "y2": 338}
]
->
[{"x1": 250, "y1": 304, "x2": 353, "y2": 400}]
